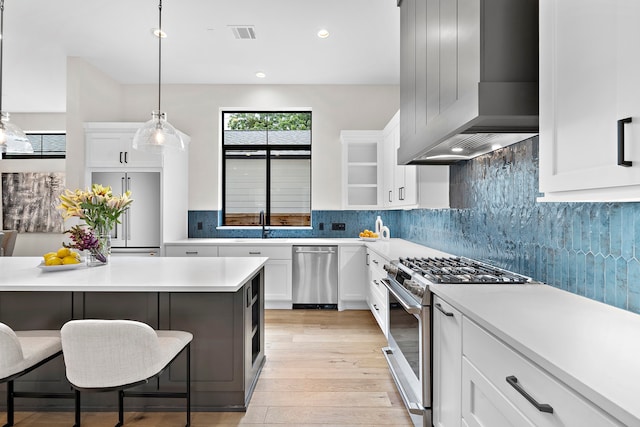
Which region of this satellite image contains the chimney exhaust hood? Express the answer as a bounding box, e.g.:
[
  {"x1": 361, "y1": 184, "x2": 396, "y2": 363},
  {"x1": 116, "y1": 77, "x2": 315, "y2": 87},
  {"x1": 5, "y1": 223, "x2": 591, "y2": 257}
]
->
[{"x1": 397, "y1": 0, "x2": 539, "y2": 165}]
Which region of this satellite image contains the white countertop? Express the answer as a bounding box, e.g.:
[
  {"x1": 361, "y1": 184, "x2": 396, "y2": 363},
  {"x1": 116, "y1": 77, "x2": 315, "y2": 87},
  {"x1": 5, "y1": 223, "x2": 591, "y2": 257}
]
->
[
  {"x1": 0, "y1": 256, "x2": 268, "y2": 292},
  {"x1": 431, "y1": 283, "x2": 640, "y2": 427},
  {"x1": 164, "y1": 237, "x2": 450, "y2": 260}
]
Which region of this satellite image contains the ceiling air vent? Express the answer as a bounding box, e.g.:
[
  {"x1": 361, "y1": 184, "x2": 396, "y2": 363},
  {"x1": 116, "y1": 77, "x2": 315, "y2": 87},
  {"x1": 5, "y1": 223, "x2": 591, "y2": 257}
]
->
[{"x1": 229, "y1": 25, "x2": 256, "y2": 40}]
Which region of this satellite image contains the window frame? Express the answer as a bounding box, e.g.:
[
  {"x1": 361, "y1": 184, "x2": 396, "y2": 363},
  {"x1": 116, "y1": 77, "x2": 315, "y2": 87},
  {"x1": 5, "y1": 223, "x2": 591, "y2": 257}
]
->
[
  {"x1": 221, "y1": 110, "x2": 312, "y2": 227},
  {"x1": 1, "y1": 132, "x2": 66, "y2": 159}
]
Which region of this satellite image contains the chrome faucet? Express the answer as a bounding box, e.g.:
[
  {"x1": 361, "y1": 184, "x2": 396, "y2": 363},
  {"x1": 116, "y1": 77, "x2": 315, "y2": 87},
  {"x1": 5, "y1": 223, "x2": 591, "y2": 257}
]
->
[{"x1": 259, "y1": 210, "x2": 271, "y2": 239}]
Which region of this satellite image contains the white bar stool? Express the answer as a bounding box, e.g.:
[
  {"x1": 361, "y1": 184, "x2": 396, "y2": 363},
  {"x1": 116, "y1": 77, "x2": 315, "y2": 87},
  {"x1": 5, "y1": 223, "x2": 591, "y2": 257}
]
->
[
  {"x1": 60, "y1": 319, "x2": 192, "y2": 427},
  {"x1": 0, "y1": 322, "x2": 71, "y2": 427}
]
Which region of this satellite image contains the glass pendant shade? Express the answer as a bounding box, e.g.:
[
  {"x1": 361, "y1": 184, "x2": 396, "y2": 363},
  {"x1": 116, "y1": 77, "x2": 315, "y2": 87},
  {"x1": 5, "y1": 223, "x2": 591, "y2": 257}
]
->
[
  {"x1": 132, "y1": 111, "x2": 184, "y2": 153},
  {"x1": 0, "y1": 111, "x2": 33, "y2": 154}
]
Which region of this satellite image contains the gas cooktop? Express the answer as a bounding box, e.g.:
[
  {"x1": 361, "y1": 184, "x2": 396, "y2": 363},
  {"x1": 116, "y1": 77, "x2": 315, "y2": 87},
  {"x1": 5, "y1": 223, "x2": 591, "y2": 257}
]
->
[{"x1": 399, "y1": 256, "x2": 530, "y2": 284}]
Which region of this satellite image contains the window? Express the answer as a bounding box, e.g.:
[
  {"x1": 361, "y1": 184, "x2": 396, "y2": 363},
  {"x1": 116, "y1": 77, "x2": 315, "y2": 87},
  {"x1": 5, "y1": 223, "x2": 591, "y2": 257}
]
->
[
  {"x1": 222, "y1": 111, "x2": 311, "y2": 227},
  {"x1": 2, "y1": 133, "x2": 66, "y2": 159}
]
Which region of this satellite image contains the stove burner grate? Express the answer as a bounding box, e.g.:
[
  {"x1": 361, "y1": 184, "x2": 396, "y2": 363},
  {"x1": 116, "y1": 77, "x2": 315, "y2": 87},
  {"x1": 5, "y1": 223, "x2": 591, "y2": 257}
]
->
[{"x1": 399, "y1": 257, "x2": 529, "y2": 284}]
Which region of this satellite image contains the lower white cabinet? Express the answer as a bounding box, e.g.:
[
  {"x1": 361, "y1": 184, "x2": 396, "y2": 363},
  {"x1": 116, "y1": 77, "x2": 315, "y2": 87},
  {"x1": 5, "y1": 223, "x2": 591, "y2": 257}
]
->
[
  {"x1": 218, "y1": 246, "x2": 292, "y2": 309},
  {"x1": 433, "y1": 296, "x2": 462, "y2": 427},
  {"x1": 366, "y1": 249, "x2": 389, "y2": 336},
  {"x1": 338, "y1": 245, "x2": 368, "y2": 310},
  {"x1": 461, "y1": 317, "x2": 623, "y2": 427}
]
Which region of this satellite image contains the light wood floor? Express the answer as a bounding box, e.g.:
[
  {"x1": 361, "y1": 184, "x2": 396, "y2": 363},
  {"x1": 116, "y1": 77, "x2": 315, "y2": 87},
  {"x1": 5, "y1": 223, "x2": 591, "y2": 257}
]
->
[{"x1": 4, "y1": 309, "x2": 413, "y2": 426}]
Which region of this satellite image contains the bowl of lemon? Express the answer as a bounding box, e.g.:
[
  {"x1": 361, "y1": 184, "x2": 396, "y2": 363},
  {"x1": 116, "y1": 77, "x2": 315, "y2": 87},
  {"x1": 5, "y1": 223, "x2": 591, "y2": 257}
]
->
[
  {"x1": 38, "y1": 247, "x2": 84, "y2": 271},
  {"x1": 358, "y1": 229, "x2": 379, "y2": 241}
]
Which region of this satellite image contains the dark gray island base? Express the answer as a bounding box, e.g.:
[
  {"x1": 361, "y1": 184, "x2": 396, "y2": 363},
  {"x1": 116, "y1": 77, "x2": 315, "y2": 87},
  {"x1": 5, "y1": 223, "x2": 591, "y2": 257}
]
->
[{"x1": 0, "y1": 268, "x2": 265, "y2": 413}]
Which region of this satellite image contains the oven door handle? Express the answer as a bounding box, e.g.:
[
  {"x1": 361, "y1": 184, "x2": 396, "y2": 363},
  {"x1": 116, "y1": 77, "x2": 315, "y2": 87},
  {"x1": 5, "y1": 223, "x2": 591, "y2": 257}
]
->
[{"x1": 381, "y1": 278, "x2": 422, "y2": 314}]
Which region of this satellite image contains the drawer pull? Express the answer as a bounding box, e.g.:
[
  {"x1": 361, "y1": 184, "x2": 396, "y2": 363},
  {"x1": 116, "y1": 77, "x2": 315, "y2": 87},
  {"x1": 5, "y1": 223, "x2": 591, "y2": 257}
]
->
[
  {"x1": 373, "y1": 304, "x2": 379, "y2": 311},
  {"x1": 185, "y1": 251, "x2": 198, "y2": 255},
  {"x1": 506, "y1": 376, "x2": 554, "y2": 414},
  {"x1": 618, "y1": 117, "x2": 633, "y2": 167},
  {"x1": 372, "y1": 259, "x2": 379, "y2": 265},
  {"x1": 435, "y1": 303, "x2": 454, "y2": 317},
  {"x1": 373, "y1": 279, "x2": 379, "y2": 286},
  {"x1": 249, "y1": 251, "x2": 261, "y2": 255}
]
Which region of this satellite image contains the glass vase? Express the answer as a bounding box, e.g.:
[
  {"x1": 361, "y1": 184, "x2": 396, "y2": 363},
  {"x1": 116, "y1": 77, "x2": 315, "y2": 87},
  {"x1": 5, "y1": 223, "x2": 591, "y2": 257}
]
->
[{"x1": 86, "y1": 234, "x2": 111, "y2": 267}]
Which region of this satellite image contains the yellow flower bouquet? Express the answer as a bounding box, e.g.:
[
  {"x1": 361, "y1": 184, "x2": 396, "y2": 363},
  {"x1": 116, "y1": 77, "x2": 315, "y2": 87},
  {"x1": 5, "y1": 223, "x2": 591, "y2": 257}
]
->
[{"x1": 58, "y1": 184, "x2": 133, "y2": 264}]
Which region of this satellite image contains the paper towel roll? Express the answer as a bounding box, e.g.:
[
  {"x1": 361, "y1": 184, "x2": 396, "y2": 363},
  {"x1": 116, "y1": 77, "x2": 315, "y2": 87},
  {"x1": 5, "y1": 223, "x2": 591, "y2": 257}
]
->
[{"x1": 381, "y1": 226, "x2": 390, "y2": 240}]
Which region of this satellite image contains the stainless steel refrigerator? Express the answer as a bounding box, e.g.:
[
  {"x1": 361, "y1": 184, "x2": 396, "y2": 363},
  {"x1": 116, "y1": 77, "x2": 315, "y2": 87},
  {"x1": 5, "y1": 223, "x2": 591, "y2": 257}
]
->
[{"x1": 91, "y1": 171, "x2": 161, "y2": 256}]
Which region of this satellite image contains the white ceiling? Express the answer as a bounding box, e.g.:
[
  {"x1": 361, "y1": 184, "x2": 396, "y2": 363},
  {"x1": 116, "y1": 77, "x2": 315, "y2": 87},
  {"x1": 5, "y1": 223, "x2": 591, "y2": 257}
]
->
[{"x1": 3, "y1": 0, "x2": 400, "y2": 113}]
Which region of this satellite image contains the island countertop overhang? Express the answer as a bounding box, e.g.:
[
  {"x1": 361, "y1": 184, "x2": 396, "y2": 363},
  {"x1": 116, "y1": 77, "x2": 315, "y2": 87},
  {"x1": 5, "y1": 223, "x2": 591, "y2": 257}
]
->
[{"x1": 0, "y1": 256, "x2": 268, "y2": 292}]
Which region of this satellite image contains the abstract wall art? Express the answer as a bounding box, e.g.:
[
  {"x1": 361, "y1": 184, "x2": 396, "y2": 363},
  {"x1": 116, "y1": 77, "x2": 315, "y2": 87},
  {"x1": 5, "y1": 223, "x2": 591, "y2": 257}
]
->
[{"x1": 1, "y1": 172, "x2": 65, "y2": 232}]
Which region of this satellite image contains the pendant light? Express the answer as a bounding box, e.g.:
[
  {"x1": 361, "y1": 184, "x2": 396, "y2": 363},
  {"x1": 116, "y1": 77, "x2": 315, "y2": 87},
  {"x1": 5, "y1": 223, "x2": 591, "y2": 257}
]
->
[
  {"x1": 132, "y1": 0, "x2": 184, "y2": 152},
  {"x1": 0, "y1": 0, "x2": 32, "y2": 155}
]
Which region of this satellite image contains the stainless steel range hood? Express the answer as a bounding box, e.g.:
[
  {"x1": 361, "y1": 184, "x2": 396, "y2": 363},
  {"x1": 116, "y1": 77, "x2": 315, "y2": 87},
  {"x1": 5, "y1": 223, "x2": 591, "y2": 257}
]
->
[{"x1": 397, "y1": 0, "x2": 539, "y2": 165}]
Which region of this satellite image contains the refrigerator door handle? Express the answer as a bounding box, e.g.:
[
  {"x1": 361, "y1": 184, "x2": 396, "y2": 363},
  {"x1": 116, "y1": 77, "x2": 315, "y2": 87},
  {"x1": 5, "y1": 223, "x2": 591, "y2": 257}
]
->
[{"x1": 126, "y1": 176, "x2": 132, "y2": 240}]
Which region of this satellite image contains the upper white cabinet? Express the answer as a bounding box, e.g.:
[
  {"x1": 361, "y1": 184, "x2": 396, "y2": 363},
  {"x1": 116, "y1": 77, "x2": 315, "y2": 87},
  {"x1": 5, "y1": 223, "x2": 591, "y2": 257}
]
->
[
  {"x1": 85, "y1": 123, "x2": 163, "y2": 168},
  {"x1": 341, "y1": 131, "x2": 383, "y2": 209},
  {"x1": 539, "y1": 0, "x2": 640, "y2": 201},
  {"x1": 383, "y1": 111, "x2": 418, "y2": 208}
]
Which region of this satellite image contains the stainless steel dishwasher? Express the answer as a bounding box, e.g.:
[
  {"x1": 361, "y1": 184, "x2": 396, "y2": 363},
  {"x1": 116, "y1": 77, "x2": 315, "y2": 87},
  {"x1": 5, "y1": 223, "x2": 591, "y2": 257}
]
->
[{"x1": 292, "y1": 246, "x2": 338, "y2": 309}]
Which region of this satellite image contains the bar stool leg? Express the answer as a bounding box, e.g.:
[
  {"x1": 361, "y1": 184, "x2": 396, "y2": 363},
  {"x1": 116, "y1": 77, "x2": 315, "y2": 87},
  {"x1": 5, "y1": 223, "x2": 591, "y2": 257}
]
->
[
  {"x1": 3, "y1": 380, "x2": 14, "y2": 427},
  {"x1": 117, "y1": 389, "x2": 125, "y2": 427},
  {"x1": 73, "y1": 389, "x2": 81, "y2": 427},
  {"x1": 186, "y1": 344, "x2": 191, "y2": 427}
]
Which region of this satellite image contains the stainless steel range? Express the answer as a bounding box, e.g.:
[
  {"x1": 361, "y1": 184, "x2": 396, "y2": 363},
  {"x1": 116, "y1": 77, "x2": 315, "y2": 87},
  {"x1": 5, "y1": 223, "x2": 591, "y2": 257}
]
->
[{"x1": 381, "y1": 256, "x2": 532, "y2": 427}]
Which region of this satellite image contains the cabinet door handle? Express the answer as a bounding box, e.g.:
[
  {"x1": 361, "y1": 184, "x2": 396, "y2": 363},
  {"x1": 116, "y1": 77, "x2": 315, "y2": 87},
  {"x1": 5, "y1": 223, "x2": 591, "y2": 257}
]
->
[
  {"x1": 435, "y1": 303, "x2": 454, "y2": 317},
  {"x1": 119, "y1": 151, "x2": 124, "y2": 163},
  {"x1": 249, "y1": 251, "x2": 261, "y2": 255},
  {"x1": 373, "y1": 279, "x2": 380, "y2": 286},
  {"x1": 372, "y1": 259, "x2": 379, "y2": 265},
  {"x1": 399, "y1": 186, "x2": 405, "y2": 200},
  {"x1": 185, "y1": 251, "x2": 198, "y2": 255},
  {"x1": 389, "y1": 190, "x2": 393, "y2": 203},
  {"x1": 506, "y1": 376, "x2": 554, "y2": 414},
  {"x1": 618, "y1": 117, "x2": 633, "y2": 167},
  {"x1": 124, "y1": 151, "x2": 128, "y2": 163},
  {"x1": 373, "y1": 304, "x2": 379, "y2": 311},
  {"x1": 366, "y1": 253, "x2": 370, "y2": 266}
]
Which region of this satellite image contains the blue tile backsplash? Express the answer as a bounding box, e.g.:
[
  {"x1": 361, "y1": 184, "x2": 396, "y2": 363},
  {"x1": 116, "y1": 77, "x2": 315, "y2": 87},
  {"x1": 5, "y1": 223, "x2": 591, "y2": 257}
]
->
[
  {"x1": 400, "y1": 137, "x2": 640, "y2": 314},
  {"x1": 188, "y1": 136, "x2": 640, "y2": 314}
]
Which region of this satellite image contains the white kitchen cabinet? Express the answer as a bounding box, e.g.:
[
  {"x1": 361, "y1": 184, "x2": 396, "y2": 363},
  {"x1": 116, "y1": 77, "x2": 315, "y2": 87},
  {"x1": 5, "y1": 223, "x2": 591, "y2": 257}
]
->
[
  {"x1": 218, "y1": 245, "x2": 292, "y2": 309},
  {"x1": 461, "y1": 317, "x2": 623, "y2": 427},
  {"x1": 383, "y1": 111, "x2": 417, "y2": 208},
  {"x1": 164, "y1": 245, "x2": 219, "y2": 257},
  {"x1": 338, "y1": 245, "x2": 368, "y2": 310},
  {"x1": 539, "y1": 0, "x2": 640, "y2": 201},
  {"x1": 85, "y1": 123, "x2": 162, "y2": 168},
  {"x1": 340, "y1": 131, "x2": 383, "y2": 209},
  {"x1": 433, "y1": 296, "x2": 462, "y2": 427},
  {"x1": 366, "y1": 249, "x2": 389, "y2": 337}
]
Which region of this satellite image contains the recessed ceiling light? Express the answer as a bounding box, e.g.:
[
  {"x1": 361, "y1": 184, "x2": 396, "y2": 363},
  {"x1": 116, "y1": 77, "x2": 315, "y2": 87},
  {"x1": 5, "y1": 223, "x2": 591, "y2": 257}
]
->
[
  {"x1": 317, "y1": 29, "x2": 330, "y2": 39},
  {"x1": 451, "y1": 147, "x2": 463, "y2": 152},
  {"x1": 255, "y1": 72, "x2": 266, "y2": 79},
  {"x1": 151, "y1": 28, "x2": 167, "y2": 38}
]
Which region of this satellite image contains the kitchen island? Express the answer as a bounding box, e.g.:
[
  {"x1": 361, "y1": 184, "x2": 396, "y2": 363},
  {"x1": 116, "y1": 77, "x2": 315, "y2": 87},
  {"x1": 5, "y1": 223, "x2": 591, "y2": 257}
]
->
[{"x1": 0, "y1": 256, "x2": 268, "y2": 412}]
